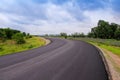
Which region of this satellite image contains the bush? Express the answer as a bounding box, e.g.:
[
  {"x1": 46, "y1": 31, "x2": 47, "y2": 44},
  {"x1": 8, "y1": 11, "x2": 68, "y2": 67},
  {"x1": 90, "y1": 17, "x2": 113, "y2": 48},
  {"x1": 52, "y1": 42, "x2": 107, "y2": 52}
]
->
[
  {"x1": 0, "y1": 46, "x2": 3, "y2": 51},
  {"x1": 29, "y1": 35, "x2": 32, "y2": 38},
  {"x1": 12, "y1": 33, "x2": 26, "y2": 44},
  {"x1": 28, "y1": 45, "x2": 33, "y2": 49},
  {"x1": 25, "y1": 33, "x2": 32, "y2": 39}
]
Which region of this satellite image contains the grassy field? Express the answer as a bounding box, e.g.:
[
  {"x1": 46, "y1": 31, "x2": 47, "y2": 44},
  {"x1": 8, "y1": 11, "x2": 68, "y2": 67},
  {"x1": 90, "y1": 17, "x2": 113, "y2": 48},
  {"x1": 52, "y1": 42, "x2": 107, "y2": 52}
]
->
[
  {"x1": 69, "y1": 37, "x2": 120, "y2": 56},
  {"x1": 0, "y1": 37, "x2": 46, "y2": 56}
]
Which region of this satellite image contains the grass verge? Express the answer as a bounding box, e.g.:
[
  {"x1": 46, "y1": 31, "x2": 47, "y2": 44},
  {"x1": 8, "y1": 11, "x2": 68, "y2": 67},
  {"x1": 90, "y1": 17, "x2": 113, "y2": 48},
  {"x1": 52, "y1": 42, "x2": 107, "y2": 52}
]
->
[
  {"x1": 89, "y1": 42, "x2": 120, "y2": 56},
  {"x1": 0, "y1": 37, "x2": 46, "y2": 56},
  {"x1": 68, "y1": 37, "x2": 120, "y2": 57}
]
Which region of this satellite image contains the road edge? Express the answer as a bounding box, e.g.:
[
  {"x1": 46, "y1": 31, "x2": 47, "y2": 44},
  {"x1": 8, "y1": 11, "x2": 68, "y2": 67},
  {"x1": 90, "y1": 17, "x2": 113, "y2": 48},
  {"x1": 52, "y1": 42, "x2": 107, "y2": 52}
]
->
[
  {"x1": 68, "y1": 38, "x2": 112, "y2": 80},
  {"x1": 41, "y1": 37, "x2": 51, "y2": 45},
  {"x1": 0, "y1": 37, "x2": 52, "y2": 57},
  {"x1": 94, "y1": 46, "x2": 113, "y2": 80}
]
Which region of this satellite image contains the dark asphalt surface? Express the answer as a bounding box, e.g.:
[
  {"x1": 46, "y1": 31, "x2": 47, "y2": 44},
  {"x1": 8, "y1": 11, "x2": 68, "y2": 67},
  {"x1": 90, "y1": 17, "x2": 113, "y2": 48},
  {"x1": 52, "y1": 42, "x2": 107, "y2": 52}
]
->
[{"x1": 0, "y1": 38, "x2": 108, "y2": 80}]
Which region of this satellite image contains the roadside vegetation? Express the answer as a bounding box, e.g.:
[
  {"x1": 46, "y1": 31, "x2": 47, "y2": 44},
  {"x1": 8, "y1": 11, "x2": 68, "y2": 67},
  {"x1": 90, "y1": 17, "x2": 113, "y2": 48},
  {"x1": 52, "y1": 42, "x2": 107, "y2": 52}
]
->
[
  {"x1": 68, "y1": 38, "x2": 120, "y2": 56},
  {"x1": 45, "y1": 20, "x2": 120, "y2": 80},
  {"x1": 0, "y1": 28, "x2": 45, "y2": 56},
  {"x1": 67, "y1": 20, "x2": 120, "y2": 80},
  {"x1": 46, "y1": 20, "x2": 120, "y2": 56},
  {"x1": 88, "y1": 20, "x2": 120, "y2": 40}
]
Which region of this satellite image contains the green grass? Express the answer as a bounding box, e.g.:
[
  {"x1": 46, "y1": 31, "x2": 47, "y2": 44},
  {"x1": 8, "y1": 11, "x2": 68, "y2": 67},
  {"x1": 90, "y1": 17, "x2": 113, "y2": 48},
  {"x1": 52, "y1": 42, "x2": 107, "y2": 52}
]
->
[
  {"x1": 0, "y1": 37, "x2": 46, "y2": 56},
  {"x1": 68, "y1": 37, "x2": 120, "y2": 56},
  {"x1": 89, "y1": 42, "x2": 120, "y2": 56}
]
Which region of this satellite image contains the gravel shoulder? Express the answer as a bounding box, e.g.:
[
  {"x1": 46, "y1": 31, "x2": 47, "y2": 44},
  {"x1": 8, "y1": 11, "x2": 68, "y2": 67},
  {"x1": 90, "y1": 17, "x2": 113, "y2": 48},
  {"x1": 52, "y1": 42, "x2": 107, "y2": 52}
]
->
[
  {"x1": 99, "y1": 47, "x2": 120, "y2": 80},
  {"x1": 40, "y1": 37, "x2": 51, "y2": 45}
]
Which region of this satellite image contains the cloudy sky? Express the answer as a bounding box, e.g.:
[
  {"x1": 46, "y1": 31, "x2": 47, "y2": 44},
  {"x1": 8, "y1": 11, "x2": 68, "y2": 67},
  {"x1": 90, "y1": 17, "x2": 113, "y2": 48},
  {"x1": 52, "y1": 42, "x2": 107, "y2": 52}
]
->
[{"x1": 0, "y1": 0, "x2": 120, "y2": 35}]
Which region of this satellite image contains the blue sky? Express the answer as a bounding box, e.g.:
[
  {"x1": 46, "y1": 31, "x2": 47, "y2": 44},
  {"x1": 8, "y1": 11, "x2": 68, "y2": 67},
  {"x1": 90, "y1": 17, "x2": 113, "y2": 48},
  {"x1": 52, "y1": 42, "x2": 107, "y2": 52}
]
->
[{"x1": 0, "y1": 0, "x2": 120, "y2": 34}]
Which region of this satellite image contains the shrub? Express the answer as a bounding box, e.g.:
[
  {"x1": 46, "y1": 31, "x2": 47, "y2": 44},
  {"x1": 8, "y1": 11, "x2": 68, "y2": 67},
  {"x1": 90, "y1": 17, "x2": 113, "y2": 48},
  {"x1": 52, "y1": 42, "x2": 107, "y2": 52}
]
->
[
  {"x1": 29, "y1": 35, "x2": 32, "y2": 38},
  {"x1": 25, "y1": 33, "x2": 32, "y2": 39},
  {"x1": 12, "y1": 33, "x2": 26, "y2": 44},
  {"x1": 0, "y1": 46, "x2": 3, "y2": 51},
  {"x1": 28, "y1": 45, "x2": 33, "y2": 49}
]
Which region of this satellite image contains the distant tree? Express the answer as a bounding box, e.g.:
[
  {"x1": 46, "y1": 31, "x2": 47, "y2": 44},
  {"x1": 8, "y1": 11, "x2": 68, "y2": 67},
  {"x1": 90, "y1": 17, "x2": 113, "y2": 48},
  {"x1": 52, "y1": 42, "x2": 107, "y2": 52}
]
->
[
  {"x1": 23, "y1": 32, "x2": 26, "y2": 36},
  {"x1": 115, "y1": 28, "x2": 120, "y2": 40},
  {"x1": 87, "y1": 32, "x2": 93, "y2": 38},
  {"x1": 97, "y1": 20, "x2": 110, "y2": 39},
  {"x1": 0, "y1": 29, "x2": 4, "y2": 38},
  {"x1": 88, "y1": 20, "x2": 120, "y2": 39},
  {"x1": 109, "y1": 23, "x2": 118, "y2": 38},
  {"x1": 0, "y1": 29, "x2": 6, "y2": 41},
  {"x1": 72, "y1": 32, "x2": 85, "y2": 38},
  {"x1": 12, "y1": 29, "x2": 20, "y2": 34},
  {"x1": 4, "y1": 28, "x2": 13, "y2": 39},
  {"x1": 60, "y1": 32, "x2": 67, "y2": 39},
  {"x1": 12, "y1": 33, "x2": 25, "y2": 44},
  {"x1": 72, "y1": 32, "x2": 79, "y2": 38},
  {"x1": 0, "y1": 28, "x2": 20, "y2": 39},
  {"x1": 79, "y1": 33, "x2": 85, "y2": 37},
  {"x1": 27, "y1": 33, "x2": 30, "y2": 36},
  {"x1": 90, "y1": 27, "x2": 98, "y2": 38},
  {"x1": 45, "y1": 34, "x2": 49, "y2": 37},
  {"x1": 26, "y1": 33, "x2": 32, "y2": 38}
]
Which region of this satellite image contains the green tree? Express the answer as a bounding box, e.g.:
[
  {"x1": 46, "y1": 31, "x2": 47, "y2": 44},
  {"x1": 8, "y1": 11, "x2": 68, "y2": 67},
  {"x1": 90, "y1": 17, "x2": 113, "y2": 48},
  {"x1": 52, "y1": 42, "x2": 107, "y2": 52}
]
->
[
  {"x1": 23, "y1": 32, "x2": 26, "y2": 36},
  {"x1": 26, "y1": 33, "x2": 32, "y2": 38},
  {"x1": 72, "y1": 32, "x2": 85, "y2": 38},
  {"x1": 109, "y1": 23, "x2": 118, "y2": 38},
  {"x1": 1, "y1": 28, "x2": 20, "y2": 39},
  {"x1": 88, "y1": 20, "x2": 119, "y2": 39},
  {"x1": 4, "y1": 28, "x2": 13, "y2": 39},
  {"x1": 88, "y1": 32, "x2": 93, "y2": 38},
  {"x1": 0, "y1": 29, "x2": 6, "y2": 41},
  {"x1": 71, "y1": 32, "x2": 79, "y2": 38},
  {"x1": 60, "y1": 32, "x2": 67, "y2": 39},
  {"x1": 79, "y1": 33, "x2": 85, "y2": 37},
  {"x1": 97, "y1": 20, "x2": 110, "y2": 39},
  {"x1": 115, "y1": 28, "x2": 120, "y2": 40},
  {"x1": 89, "y1": 27, "x2": 98, "y2": 38},
  {"x1": 12, "y1": 33, "x2": 25, "y2": 44}
]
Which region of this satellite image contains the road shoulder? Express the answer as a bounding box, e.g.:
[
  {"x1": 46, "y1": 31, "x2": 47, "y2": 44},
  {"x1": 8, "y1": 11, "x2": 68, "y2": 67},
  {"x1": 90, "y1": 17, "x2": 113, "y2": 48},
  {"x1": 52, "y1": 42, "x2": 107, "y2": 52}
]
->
[{"x1": 97, "y1": 46, "x2": 120, "y2": 80}]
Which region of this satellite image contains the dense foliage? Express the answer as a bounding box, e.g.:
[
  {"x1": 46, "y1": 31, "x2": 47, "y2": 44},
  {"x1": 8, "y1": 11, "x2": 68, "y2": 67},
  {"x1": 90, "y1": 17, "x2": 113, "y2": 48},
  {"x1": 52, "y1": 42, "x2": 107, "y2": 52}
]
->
[
  {"x1": 0, "y1": 28, "x2": 31, "y2": 44},
  {"x1": 88, "y1": 20, "x2": 120, "y2": 40},
  {"x1": 12, "y1": 33, "x2": 25, "y2": 44},
  {"x1": 71, "y1": 32, "x2": 85, "y2": 38}
]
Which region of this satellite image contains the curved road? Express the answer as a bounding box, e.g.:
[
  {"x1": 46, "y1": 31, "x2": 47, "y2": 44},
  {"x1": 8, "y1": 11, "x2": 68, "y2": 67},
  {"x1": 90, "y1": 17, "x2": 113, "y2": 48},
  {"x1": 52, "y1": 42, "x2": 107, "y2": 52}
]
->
[{"x1": 0, "y1": 38, "x2": 108, "y2": 80}]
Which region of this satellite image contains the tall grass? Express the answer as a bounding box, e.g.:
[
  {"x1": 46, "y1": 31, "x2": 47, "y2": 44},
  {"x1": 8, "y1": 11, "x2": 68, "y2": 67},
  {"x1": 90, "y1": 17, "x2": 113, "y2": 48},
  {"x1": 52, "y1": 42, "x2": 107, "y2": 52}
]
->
[
  {"x1": 0, "y1": 37, "x2": 46, "y2": 56},
  {"x1": 69, "y1": 37, "x2": 120, "y2": 47},
  {"x1": 69, "y1": 37, "x2": 120, "y2": 56}
]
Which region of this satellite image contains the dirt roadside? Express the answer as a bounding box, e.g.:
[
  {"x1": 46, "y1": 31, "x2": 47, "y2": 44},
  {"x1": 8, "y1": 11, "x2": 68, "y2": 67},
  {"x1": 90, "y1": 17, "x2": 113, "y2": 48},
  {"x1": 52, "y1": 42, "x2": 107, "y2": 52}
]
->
[
  {"x1": 40, "y1": 37, "x2": 51, "y2": 45},
  {"x1": 100, "y1": 48, "x2": 120, "y2": 80}
]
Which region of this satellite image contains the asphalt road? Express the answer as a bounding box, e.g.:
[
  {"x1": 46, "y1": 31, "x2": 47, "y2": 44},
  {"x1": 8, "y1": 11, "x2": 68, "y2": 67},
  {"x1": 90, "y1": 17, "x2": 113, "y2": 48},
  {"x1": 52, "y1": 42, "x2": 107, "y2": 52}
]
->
[{"x1": 0, "y1": 38, "x2": 108, "y2": 80}]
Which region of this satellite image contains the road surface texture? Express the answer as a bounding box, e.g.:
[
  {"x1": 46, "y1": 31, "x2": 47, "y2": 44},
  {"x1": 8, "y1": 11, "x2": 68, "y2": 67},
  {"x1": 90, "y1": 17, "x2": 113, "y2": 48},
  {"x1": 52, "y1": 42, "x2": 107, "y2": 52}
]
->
[{"x1": 0, "y1": 38, "x2": 108, "y2": 80}]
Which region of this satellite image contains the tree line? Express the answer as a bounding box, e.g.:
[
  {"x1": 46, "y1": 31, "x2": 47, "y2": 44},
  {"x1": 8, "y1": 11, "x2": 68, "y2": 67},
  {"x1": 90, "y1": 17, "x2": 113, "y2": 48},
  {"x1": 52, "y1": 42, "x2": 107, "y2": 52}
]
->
[
  {"x1": 88, "y1": 20, "x2": 120, "y2": 40},
  {"x1": 44, "y1": 32, "x2": 86, "y2": 39},
  {"x1": 56, "y1": 20, "x2": 120, "y2": 40},
  {"x1": 0, "y1": 28, "x2": 32, "y2": 44}
]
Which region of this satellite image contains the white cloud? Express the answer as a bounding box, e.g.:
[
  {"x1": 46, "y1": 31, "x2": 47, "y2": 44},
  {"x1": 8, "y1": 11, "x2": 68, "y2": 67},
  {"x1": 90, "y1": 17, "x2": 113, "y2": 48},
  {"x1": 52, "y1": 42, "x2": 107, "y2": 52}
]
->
[
  {"x1": 20, "y1": 3, "x2": 91, "y2": 35},
  {"x1": 0, "y1": 0, "x2": 120, "y2": 35},
  {"x1": 0, "y1": 13, "x2": 11, "y2": 23},
  {"x1": 84, "y1": 8, "x2": 120, "y2": 27}
]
